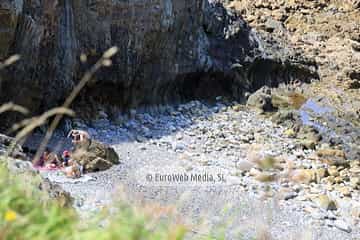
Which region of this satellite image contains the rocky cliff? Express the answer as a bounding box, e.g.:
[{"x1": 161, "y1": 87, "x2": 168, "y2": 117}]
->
[
  {"x1": 225, "y1": 0, "x2": 360, "y2": 130},
  {"x1": 0, "y1": 0, "x2": 317, "y2": 120}
]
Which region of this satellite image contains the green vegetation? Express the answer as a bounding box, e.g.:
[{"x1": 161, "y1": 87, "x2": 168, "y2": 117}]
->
[
  {"x1": 0, "y1": 161, "x2": 77, "y2": 240},
  {"x1": 0, "y1": 161, "x2": 189, "y2": 240},
  {"x1": 0, "y1": 52, "x2": 223, "y2": 240}
]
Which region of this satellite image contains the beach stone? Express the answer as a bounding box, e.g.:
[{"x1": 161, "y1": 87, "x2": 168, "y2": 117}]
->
[
  {"x1": 300, "y1": 140, "x2": 317, "y2": 150},
  {"x1": 334, "y1": 220, "x2": 352, "y2": 233},
  {"x1": 328, "y1": 166, "x2": 339, "y2": 177},
  {"x1": 351, "y1": 205, "x2": 360, "y2": 218},
  {"x1": 313, "y1": 194, "x2": 337, "y2": 211},
  {"x1": 291, "y1": 169, "x2": 315, "y2": 184},
  {"x1": 249, "y1": 168, "x2": 262, "y2": 176},
  {"x1": 255, "y1": 172, "x2": 276, "y2": 182},
  {"x1": 236, "y1": 159, "x2": 255, "y2": 171},
  {"x1": 350, "y1": 177, "x2": 360, "y2": 188},
  {"x1": 283, "y1": 191, "x2": 298, "y2": 201},
  {"x1": 326, "y1": 211, "x2": 337, "y2": 220},
  {"x1": 323, "y1": 176, "x2": 336, "y2": 185},
  {"x1": 350, "y1": 160, "x2": 360, "y2": 168},
  {"x1": 317, "y1": 149, "x2": 346, "y2": 158},
  {"x1": 334, "y1": 176, "x2": 344, "y2": 184},
  {"x1": 337, "y1": 186, "x2": 352, "y2": 197},
  {"x1": 316, "y1": 149, "x2": 348, "y2": 166},
  {"x1": 315, "y1": 168, "x2": 328, "y2": 183},
  {"x1": 350, "y1": 166, "x2": 360, "y2": 174},
  {"x1": 308, "y1": 208, "x2": 326, "y2": 220},
  {"x1": 339, "y1": 168, "x2": 350, "y2": 178},
  {"x1": 352, "y1": 42, "x2": 360, "y2": 51}
]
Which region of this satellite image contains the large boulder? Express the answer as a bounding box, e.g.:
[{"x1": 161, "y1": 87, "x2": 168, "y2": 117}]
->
[
  {"x1": 0, "y1": 0, "x2": 317, "y2": 123},
  {"x1": 246, "y1": 86, "x2": 274, "y2": 112},
  {"x1": 72, "y1": 138, "x2": 120, "y2": 173}
]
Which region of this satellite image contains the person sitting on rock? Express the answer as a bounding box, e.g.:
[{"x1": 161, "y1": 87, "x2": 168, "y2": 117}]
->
[
  {"x1": 63, "y1": 159, "x2": 81, "y2": 179},
  {"x1": 33, "y1": 148, "x2": 61, "y2": 169},
  {"x1": 67, "y1": 129, "x2": 90, "y2": 149},
  {"x1": 67, "y1": 129, "x2": 120, "y2": 173},
  {"x1": 62, "y1": 150, "x2": 71, "y2": 167},
  {"x1": 44, "y1": 151, "x2": 61, "y2": 169},
  {"x1": 33, "y1": 148, "x2": 50, "y2": 167}
]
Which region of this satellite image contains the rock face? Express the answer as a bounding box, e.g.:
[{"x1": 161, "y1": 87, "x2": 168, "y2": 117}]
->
[
  {"x1": 0, "y1": 0, "x2": 317, "y2": 121},
  {"x1": 228, "y1": 0, "x2": 360, "y2": 123},
  {"x1": 0, "y1": 1, "x2": 21, "y2": 59}
]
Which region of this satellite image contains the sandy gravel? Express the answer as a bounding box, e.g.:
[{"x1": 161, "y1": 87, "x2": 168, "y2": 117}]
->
[{"x1": 33, "y1": 100, "x2": 359, "y2": 240}]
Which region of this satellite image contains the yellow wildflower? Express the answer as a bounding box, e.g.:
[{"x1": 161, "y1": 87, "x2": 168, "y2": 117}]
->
[{"x1": 4, "y1": 210, "x2": 17, "y2": 222}]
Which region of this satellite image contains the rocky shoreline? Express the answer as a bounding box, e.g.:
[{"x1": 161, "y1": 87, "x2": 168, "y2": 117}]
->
[
  {"x1": 0, "y1": 0, "x2": 359, "y2": 239},
  {"x1": 22, "y1": 84, "x2": 359, "y2": 239}
]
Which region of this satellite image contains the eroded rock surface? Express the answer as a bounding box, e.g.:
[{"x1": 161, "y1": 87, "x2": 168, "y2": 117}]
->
[
  {"x1": 0, "y1": 0, "x2": 317, "y2": 123},
  {"x1": 226, "y1": 0, "x2": 360, "y2": 125},
  {"x1": 72, "y1": 138, "x2": 120, "y2": 173},
  {"x1": 0, "y1": 0, "x2": 21, "y2": 59}
]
